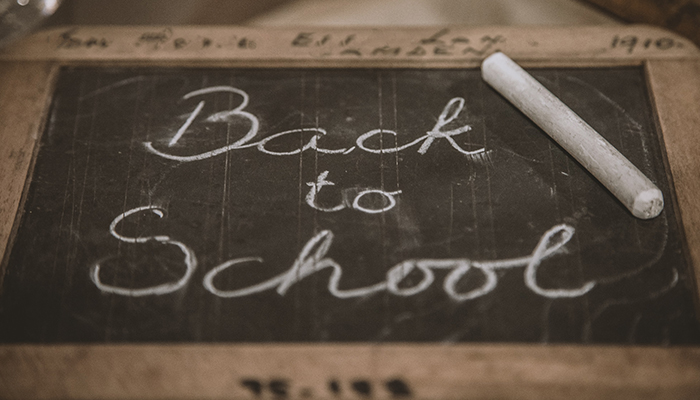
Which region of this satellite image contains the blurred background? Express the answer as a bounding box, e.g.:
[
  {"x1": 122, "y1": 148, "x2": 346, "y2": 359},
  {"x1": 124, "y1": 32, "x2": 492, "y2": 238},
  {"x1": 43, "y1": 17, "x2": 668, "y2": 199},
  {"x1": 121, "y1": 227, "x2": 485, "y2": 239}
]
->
[
  {"x1": 39, "y1": 0, "x2": 699, "y2": 45},
  {"x1": 44, "y1": 0, "x2": 617, "y2": 26}
]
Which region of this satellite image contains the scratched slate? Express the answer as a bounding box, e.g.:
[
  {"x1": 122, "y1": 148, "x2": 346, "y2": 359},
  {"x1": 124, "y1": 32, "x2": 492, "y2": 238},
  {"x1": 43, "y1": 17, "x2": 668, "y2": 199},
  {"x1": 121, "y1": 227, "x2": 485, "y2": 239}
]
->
[{"x1": 1, "y1": 67, "x2": 698, "y2": 344}]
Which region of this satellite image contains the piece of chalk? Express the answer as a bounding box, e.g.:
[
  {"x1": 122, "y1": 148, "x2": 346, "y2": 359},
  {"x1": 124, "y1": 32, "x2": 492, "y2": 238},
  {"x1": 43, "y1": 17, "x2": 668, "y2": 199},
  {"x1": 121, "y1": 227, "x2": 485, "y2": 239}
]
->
[{"x1": 481, "y1": 52, "x2": 664, "y2": 220}]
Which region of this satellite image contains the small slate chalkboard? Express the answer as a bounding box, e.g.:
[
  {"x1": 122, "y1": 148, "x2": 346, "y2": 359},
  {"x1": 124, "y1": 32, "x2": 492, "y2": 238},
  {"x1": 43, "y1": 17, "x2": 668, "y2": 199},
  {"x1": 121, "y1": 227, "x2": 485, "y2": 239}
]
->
[{"x1": 1, "y1": 66, "x2": 698, "y2": 344}]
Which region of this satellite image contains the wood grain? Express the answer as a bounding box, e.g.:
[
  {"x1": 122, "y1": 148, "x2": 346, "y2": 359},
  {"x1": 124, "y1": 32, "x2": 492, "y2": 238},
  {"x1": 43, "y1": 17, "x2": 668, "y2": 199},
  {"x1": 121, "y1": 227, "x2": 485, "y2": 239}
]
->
[
  {"x1": 0, "y1": 344, "x2": 699, "y2": 399},
  {"x1": 0, "y1": 62, "x2": 56, "y2": 288},
  {"x1": 647, "y1": 59, "x2": 700, "y2": 299},
  {"x1": 0, "y1": 25, "x2": 696, "y2": 67}
]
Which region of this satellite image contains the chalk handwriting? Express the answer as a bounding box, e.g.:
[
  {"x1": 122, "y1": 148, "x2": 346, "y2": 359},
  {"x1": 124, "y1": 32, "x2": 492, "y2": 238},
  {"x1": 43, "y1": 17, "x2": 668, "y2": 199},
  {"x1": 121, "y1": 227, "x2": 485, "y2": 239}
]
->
[
  {"x1": 90, "y1": 206, "x2": 197, "y2": 296},
  {"x1": 306, "y1": 171, "x2": 402, "y2": 214},
  {"x1": 168, "y1": 100, "x2": 204, "y2": 146},
  {"x1": 353, "y1": 189, "x2": 403, "y2": 214},
  {"x1": 144, "y1": 86, "x2": 261, "y2": 161},
  {"x1": 144, "y1": 88, "x2": 483, "y2": 162},
  {"x1": 202, "y1": 223, "x2": 594, "y2": 300},
  {"x1": 356, "y1": 97, "x2": 482, "y2": 156},
  {"x1": 92, "y1": 207, "x2": 594, "y2": 300}
]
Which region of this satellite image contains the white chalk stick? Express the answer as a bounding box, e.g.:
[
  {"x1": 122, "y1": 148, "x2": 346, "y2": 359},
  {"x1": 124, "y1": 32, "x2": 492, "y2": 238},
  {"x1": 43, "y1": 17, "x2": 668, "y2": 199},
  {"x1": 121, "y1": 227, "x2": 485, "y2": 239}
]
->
[{"x1": 481, "y1": 52, "x2": 664, "y2": 219}]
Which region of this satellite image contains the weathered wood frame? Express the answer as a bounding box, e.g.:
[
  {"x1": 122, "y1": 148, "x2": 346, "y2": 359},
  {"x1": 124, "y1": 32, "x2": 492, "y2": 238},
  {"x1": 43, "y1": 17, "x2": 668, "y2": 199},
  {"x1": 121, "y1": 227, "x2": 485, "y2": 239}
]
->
[{"x1": 0, "y1": 25, "x2": 699, "y2": 399}]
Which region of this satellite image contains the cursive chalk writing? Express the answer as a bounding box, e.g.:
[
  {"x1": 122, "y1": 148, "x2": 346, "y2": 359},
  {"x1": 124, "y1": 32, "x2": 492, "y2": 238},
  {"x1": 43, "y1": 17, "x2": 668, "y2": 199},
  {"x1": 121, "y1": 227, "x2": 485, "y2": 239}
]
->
[
  {"x1": 92, "y1": 206, "x2": 594, "y2": 300},
  {"x1": 90, "y1": 206, "x2": 197, "y2": 296},
  {"x1": 306, "y1": 171, "x2": 402, "y2": 214},
  {"x1": 203, "y1": 223, "x2": 595, "y2": 301},
  {"x1": 143, "y1": 87, "x2": 483, "y2": 162}
]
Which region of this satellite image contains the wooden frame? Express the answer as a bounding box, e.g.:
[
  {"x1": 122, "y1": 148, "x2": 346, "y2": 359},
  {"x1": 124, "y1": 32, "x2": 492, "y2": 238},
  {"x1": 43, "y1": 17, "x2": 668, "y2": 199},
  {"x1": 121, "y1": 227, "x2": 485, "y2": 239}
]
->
[{"x1": 1, "y1": 25, "x2": 699, "y2": 399}]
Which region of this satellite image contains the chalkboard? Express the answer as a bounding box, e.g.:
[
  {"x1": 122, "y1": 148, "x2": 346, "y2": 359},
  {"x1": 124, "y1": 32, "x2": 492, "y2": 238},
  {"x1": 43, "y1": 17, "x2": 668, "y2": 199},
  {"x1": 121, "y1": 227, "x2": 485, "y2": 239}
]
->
[{"x1": 0, "y1": 66, "x2": 698, "y2": 344}]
